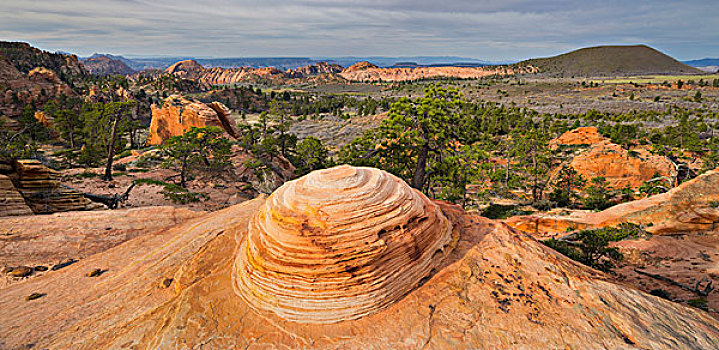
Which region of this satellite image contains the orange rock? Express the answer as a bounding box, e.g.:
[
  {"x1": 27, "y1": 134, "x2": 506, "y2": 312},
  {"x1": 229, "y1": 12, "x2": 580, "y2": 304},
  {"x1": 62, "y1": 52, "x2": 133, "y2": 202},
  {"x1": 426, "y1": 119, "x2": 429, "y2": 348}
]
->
[
  {"x1": 565, "y1": 140, "x2": 675, "y2": 188},
  {"x1": 339, "y1": 64, "x2": 537, "y2": 82},
  {"x1": 145, "y1": 95, "x2": 238, "y2": 145},
  {"x1": 508, "y1": 169, "x2": 719, "y2": 236},
  {"x1": 28, "y1": 67, "x2": 61, "y2": 85},
  {"x1": 0, "y1": 167, "x2": 718, "y2": 349},
  {"x1": 549, "y1": 126, "x2": 607, "y2": 149}
]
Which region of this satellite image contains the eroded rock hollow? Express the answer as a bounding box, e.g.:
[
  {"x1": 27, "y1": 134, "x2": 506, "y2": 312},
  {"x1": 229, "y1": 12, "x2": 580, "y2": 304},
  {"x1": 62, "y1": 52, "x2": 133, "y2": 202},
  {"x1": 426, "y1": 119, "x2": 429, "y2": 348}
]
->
[{"x1": 234, "y1": 165, "x2": 456, "y2": 323}]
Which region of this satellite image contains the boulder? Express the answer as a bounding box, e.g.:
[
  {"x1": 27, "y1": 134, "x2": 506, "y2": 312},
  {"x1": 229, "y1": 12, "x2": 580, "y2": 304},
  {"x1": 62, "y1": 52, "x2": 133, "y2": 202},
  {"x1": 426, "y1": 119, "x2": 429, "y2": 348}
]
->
[
  {"x1": 145, "y1": 95, "x2": 239, "y2": 145},
  {"x1": 0, "y1": 166, "x2": 717, "y2": 349}
]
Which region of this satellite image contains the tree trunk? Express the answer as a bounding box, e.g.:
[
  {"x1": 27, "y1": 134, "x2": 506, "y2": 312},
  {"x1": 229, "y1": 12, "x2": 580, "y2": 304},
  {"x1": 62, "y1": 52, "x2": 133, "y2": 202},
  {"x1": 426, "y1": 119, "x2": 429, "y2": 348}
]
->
[
  {"x1": 411, "y1": 143, "x2": 430, "y2": 190},
  {"x1": 103, "y1": 115, "x2": 119, "y2": 181},
  {"x1": 180, "y1": 158, "x2": 188, "y2": 188}
]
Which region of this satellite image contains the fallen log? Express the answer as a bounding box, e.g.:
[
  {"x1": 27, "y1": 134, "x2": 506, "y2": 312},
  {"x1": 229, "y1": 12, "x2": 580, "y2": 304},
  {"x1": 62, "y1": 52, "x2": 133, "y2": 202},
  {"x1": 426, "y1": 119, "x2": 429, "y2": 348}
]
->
[{"x1": 61, "y1": 183, "x2": 136, "y2": 209}]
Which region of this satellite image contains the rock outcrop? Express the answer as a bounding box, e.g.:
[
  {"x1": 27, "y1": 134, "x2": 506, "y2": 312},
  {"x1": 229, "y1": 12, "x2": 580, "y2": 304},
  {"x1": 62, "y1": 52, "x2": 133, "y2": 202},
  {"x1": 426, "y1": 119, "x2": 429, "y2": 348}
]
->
[
  {"x1": 12, "y1": 160, "x2": 101, "y2": 214},
  {"x1": 146, "y1": 95, "x2": 238, "y2": 145},
  {"x1": 549, "y1": 126, "x2": 607, "y2": 149},
  {"x1": 155, "y1": 58, "x2": 536, "y2": 86},
  {"x1": 0, "y1": 174, "x2": 32, "y2": 217},
  {"x1": 339, "y1": 64, "x2": 537, "y2": 82},
  {"x1": 1, "y1": 166, "x2": 718, "y2": 349},
  {"x1": 81, "y1": 55, "x2": 135, "y2": 76},
  {"x1": 565, "y1": 140, "x2": 675, "y2": 188},
  {"x1": 287, "y1": 61, "x2": 344, "y2": 78},
  {"x1": 0, "y1": 58, "x2": 75, "y2": 117},
  {"x1": 508, "y1": 169, "x2": 719, "y2": 236},
  {"x1": 235, "y1": 166, "x2": 456, "y2": 323}
]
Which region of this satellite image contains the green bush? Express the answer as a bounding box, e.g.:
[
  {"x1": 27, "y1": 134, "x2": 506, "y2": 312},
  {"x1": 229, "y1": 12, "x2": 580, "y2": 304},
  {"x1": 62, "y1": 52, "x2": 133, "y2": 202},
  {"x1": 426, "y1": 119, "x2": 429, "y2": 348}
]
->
[
  {"x1": 542, "y1": 223, "x2": 643, "y2": 272},
  {"x1": 134, "y1": 178, "x2": 208, "y2": 204},
  {"x1": 481, "y1": 204, "x2": 533, "y2": 220}
]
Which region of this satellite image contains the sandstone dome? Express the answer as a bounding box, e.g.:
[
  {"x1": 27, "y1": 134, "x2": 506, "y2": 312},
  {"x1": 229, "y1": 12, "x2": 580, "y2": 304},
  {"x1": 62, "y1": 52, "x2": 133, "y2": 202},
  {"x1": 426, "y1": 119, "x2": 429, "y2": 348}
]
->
[{"x1": 234, "y1": 165, "x2": 456, "y2": 323}]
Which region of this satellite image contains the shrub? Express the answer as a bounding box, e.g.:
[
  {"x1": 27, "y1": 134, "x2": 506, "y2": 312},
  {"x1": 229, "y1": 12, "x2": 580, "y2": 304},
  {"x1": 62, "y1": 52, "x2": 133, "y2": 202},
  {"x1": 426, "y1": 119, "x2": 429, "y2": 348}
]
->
[
  {"x1": 687, "y1": 297, "x2": 708, "y2": 310},
  {"x1": 481, "y1": 204, "x2": 533, "y2": 220},
  {"x1": 541, "y1": 223, "x2": 643, "y2": 272},
  {"x1": 649, "y1": 289, "x2": 672, "y2": 300}
]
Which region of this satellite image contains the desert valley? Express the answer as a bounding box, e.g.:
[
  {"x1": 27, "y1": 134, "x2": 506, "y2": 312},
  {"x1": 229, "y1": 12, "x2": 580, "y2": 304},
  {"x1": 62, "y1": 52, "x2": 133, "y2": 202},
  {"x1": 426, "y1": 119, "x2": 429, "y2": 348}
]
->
[{"x1": 2, "y1": 1, "x2": 719, "y2": 348}]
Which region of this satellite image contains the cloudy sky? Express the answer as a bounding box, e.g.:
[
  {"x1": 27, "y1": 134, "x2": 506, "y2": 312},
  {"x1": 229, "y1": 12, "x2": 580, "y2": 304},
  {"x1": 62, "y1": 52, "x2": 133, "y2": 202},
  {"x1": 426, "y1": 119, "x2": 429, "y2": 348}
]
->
[{"x1": 1, "y1": 0, "x2": 717, "y2": 61}]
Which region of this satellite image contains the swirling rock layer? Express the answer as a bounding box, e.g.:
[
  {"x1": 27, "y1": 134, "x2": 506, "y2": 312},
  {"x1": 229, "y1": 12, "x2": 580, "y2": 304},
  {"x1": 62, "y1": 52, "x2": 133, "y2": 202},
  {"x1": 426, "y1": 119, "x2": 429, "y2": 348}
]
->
[{"x1": 234, "y1": 165, "x2": 455, "y2": 323}]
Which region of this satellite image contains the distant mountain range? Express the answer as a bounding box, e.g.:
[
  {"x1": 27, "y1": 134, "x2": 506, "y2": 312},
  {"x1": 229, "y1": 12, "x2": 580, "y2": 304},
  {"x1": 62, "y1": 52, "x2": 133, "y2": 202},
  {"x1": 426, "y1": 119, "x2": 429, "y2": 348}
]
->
[
  {"x1": 682, "y1": 58, "x2": 719, "y2": 73},
  {"x1": 80, "y1": 53, "x2": 511, "y2": 72}
]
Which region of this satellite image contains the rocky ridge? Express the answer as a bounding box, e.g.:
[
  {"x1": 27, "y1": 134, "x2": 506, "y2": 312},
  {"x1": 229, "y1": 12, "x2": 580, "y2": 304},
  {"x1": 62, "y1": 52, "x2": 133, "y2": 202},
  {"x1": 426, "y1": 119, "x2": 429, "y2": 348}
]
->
[
  {"x1": 507, "y1": 169, "x2": 719, "y2": 236},
  {"x1": 81, "y1": 55, "x2": 136, "y2": 76}
]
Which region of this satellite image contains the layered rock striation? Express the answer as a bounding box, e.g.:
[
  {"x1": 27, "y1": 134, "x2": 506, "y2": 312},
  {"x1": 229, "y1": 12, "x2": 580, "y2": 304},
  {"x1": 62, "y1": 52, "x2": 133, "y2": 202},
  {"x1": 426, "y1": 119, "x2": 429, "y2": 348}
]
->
[
  {"x1": 0, "y1": 174, "x2": 32, "y2": 217},
  {"x1": 235, "y1": 165, "x2": 456, "y2": 323},
  {"x1": 13, "y1": 160, "x2": 100, "y2": 214}
]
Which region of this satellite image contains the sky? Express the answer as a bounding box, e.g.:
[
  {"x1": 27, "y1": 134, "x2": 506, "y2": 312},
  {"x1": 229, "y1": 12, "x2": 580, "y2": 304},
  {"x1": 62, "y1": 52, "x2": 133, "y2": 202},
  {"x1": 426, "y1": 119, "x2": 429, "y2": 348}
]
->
[{"x1": 0, "y1": 0, "x2": 717, "y2": 61}]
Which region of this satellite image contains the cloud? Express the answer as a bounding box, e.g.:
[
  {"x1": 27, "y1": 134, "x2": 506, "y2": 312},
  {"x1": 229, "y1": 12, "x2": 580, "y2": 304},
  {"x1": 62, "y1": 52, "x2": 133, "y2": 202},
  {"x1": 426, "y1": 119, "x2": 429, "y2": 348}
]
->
[{"x1": 0, "y1": 0, "x2": 716, "y2": 60}]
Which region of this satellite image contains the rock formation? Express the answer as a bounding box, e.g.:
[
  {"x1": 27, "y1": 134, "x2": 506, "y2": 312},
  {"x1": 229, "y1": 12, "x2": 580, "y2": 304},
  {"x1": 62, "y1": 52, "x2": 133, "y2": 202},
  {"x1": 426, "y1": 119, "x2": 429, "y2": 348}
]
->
[
  {"x1": 564, "y1": 140, "x2": 675, "y2": 188},
  {"x1": 11, "y1": 160, "x2": 101, "y2": 214},
  {"x1": 0, "y1": 58, "x2": 75, "y2": 117},
  {"x1": 287, "y1": 61, "x2": 344, "y2": 78},
  {"x1": 338, "y1": 64, "x2": 537, "y2": 82},
  {"x1": 235, "y1": 166, "x2": 456, "y2": 323},
  {"x1": 154, "y1": 58, "x2": 536, "y2": 86},
  {"x1": 1, "y1": 166, "x2": 718, "y2": 349},
  {"x1": 507, "y1": 169, "x2": 719, "y2": 236},
  {"x1": 81, "y1": 55, "x2": 135, "y2": 76},
  {"x1": 146, "y1": 95, "x2": 238, "y2": 145},
  {"x1": 0, "y1": 174, "x2": 32, "y2": 217},
  {"x1": 549, "y1": 126, "x2": 607, "y2": 149}
]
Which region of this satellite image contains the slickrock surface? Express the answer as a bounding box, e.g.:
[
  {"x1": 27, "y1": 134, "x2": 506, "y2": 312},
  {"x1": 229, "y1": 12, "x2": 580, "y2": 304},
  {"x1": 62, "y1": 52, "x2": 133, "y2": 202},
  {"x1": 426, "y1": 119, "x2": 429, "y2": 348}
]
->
[
  {"x1": 549, "y1": 126, "x2": 607, "y2": 149},
  {"x1": 507, "y1": 169, "x2": 719, "y2": 236},
  {"x1": 0, "y1": 206, "x2": 204, "y2": 268},
  {"x1": 1, "y1": 166, "x2": 718, "y2": 349},
  {"x1": 566, "y1": 140, "x2": 675, "y2": 188},
  {"x1": 13, "y1": 160, "x2": 101, "y2": 214},
  {"x1": 0, "y1": 174, "x2": 32, "y2": 217},
  {"x1": 235, "y1": 165, "x2": 456, "y2": 323},
  {"x1": 146, "y1": 95, "x2": 238, "y2": 145}
]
